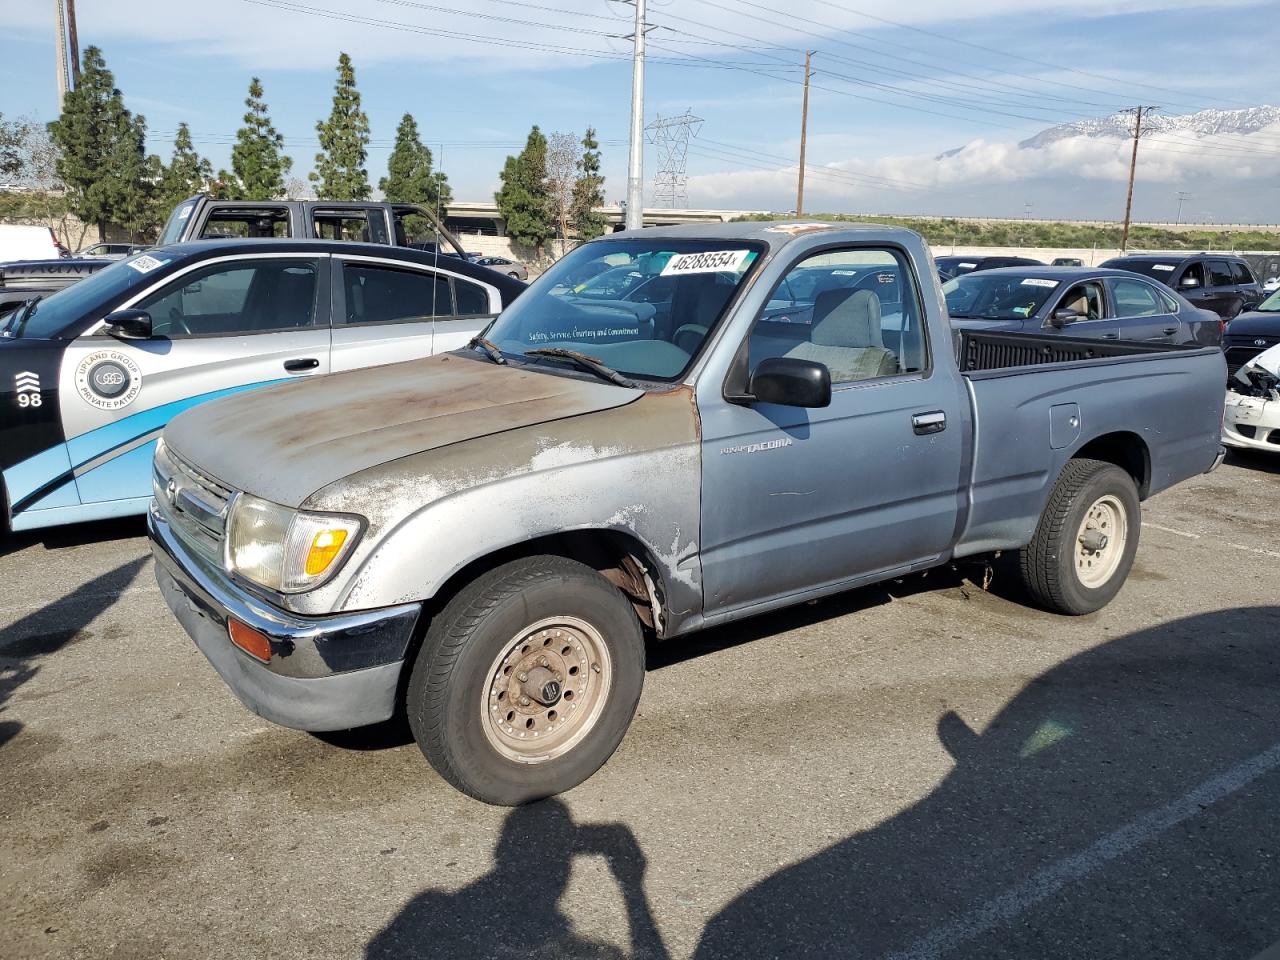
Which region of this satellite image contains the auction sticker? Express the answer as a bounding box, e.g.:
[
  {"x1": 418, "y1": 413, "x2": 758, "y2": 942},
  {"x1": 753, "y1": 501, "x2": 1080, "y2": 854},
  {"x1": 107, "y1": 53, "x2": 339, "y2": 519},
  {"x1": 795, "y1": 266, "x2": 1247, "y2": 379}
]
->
[
  {"x1": 661, "y1": 249, "x2": 751, "y2": 276},
  {"x1": 76, "y1": 350, "x2": 142, "y2": 410},
  {"x1": 1021, "y1": 278, "x2": 1059, "y2": 288},
  {"x1": 1151, "y1": 264, "x2": 1175, "y2": 272},
  {"x1": 127, "y1": 254, "x2": 167, "y2": 274}
]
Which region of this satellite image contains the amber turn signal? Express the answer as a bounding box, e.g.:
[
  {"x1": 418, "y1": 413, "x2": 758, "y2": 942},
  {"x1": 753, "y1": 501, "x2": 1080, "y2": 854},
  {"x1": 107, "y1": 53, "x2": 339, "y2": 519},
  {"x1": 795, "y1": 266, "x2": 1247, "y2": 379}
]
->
[
  {"x1": 228, "y1": 618, "x2": 272, "y2": 663},
  {"x1": 304, "y1": 528, "x2": 349, "y2": 576}
]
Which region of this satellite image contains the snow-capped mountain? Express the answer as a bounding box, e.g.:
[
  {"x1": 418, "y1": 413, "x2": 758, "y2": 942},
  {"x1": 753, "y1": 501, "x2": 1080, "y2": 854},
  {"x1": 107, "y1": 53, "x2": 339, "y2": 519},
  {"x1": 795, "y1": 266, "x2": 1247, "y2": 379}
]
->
[{"x1": 1018, "y1": 105, "x2": 1280, "y2": 149}]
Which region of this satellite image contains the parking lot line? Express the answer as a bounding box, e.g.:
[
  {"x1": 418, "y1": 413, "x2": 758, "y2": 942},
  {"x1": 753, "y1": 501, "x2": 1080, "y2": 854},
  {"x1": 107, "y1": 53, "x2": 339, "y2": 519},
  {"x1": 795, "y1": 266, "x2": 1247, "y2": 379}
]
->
[
  {"x1": 1142, "y1": 521, "x2": 1200, "y2": 539},
  {"x1": 1228, "y1": 543, "x2": 1280, "y2": 560},
  {"x1": 886, "y1": 740, "x2": 1280, "y2": 960}
]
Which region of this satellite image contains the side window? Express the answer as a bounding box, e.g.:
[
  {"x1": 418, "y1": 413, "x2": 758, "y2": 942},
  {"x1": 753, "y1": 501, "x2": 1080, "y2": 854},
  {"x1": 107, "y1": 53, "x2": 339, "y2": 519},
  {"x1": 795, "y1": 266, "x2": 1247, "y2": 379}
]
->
[
  {"x1": 314, "y1": 209, "x2": 390, "y2": 244},
  {"x1": 1156, "y1": 287, "x2": 1181, "y2": 313},
  {"x1": 343, "y1": 263, "x2": 451, "y2": 324},
  {"x1": 748, "y1": 247, "x2": 924, "y2": 384},
  {"x1": 137, "y1": 260, "x2": 318, "y2": 337},
  {"x1": 1207, "y1": 260, "x2": 1235, "y2": 288},
  {"x1": 1111, "y1": 278, "x2": 1162, "y2": 318},
  {"x1": 453, "y1": 277, "x2": 492, "y2": 316},
  {"x1": 1232, "y1": 261, "x2": 1256, "y2": 285},
  {"x1": 1059, "y1": 282, "x2": 1103, "y2": 320},
  {"x1": 199, "y1": 207, "x2": 290, "y2": 239}
]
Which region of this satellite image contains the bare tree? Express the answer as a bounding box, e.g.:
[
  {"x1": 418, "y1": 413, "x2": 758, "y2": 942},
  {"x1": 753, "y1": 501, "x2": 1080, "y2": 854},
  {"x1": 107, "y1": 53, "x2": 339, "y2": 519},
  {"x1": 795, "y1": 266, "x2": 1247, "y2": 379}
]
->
[
  {"x1": 0, "y1": 117, "x2": 92, "y2": 250},
  {"x1": 545, "y1": 131, "x2": 579, "y2": 243}
]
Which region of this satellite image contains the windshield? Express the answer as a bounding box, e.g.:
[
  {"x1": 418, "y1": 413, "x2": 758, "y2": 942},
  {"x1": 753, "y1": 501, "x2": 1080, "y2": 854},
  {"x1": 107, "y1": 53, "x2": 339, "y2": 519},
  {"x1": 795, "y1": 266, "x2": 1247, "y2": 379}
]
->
[
  {"x1": 943, "y1": 273, "x2": 1060, "y2": 321},
  {"x1": 158, "y1": 199, "x2": 197, "y2": 245},
  {"x1": 1257, "y1": 288, "x2": 1280, "y2": 312},
  {"x1": 2, "y1": 255, "x2": 157, "y2": 339},
  {"x1": 483, "y1": 239, "x2": 762, "y2": 381}
]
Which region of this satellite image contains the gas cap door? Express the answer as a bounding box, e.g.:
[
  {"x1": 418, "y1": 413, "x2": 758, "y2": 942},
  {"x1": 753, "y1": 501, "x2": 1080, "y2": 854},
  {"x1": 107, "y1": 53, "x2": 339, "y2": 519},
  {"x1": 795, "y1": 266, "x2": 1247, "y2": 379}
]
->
[{"x1": 1050, "y1": 402, "x2": 1081, "y2": 450}]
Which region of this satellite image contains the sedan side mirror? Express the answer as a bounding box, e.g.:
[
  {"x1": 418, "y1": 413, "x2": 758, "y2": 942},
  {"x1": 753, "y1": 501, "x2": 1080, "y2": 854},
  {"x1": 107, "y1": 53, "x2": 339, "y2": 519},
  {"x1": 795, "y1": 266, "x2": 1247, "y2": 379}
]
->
[
  {"x1": 104, "y1": 308, "x2": 153, "y2": 340},
  {"x1": 1049, "y1": 307, "x2": 1080, "y2": 328},
  {"x1": 749, "y1": 357, "x2": 831, "y2": 408}
]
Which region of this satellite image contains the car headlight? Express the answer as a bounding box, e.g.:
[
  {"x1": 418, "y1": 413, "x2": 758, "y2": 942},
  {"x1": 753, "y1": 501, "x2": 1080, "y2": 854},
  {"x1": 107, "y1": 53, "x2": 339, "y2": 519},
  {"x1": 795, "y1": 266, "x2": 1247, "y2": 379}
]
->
[{"x1": 225, "y1": 493, "x2": 363, "y2": 593}]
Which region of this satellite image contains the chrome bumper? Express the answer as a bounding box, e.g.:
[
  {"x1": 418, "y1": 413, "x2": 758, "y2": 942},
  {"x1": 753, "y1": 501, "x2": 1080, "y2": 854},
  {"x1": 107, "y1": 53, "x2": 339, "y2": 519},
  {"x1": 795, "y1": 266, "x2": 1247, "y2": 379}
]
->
[
  {"x1": 149, "y1": 503, "x2": 420, "y2": 731},
  {"x1": 1207, "y1": 445, "x2": 1228, "y2": 472}
]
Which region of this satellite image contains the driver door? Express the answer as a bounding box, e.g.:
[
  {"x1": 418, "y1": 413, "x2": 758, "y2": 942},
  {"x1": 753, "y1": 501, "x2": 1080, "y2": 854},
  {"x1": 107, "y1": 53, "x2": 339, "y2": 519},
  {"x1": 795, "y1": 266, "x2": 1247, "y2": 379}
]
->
[{"x1": 59, "y1": 255, "x2": 330, "y2": 505}]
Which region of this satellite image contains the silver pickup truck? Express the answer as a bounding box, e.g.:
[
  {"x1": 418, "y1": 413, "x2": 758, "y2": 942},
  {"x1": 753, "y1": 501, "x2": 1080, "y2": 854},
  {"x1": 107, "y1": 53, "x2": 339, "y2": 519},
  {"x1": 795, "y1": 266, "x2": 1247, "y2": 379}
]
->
[{"x1": 149, "y1": 222, "x2": 1226, "y2": 805}]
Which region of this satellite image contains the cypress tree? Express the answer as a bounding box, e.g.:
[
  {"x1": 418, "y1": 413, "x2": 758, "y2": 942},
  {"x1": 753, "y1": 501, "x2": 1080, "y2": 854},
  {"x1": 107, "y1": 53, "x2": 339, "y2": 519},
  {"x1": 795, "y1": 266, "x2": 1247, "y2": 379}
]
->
[
  {"x1": 495, "y1": 125, "x2": 552, "y2": 252},
  {"x1": 571, "y1": 127, "x2": 607, "y2": 240},
  {"x1": 229, "y1": 77, "x2": 291, "y2": 200},
  {"x1": 158, "y1": 122, "x2": 213, "y2": 212},
  {"x1": 379, "y1": 112, "x2": 451, "y2": 209},
  {"x1": 48, "y1": 46, "x2": 149, "y2": 241},
  {"x1": 311, "y1": 52, "x2": 371, "y2": 201}
]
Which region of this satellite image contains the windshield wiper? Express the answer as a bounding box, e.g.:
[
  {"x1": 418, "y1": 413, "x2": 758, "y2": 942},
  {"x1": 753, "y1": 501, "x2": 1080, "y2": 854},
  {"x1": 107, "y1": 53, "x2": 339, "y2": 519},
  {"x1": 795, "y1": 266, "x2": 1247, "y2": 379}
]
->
[
  {"x1": 467, "y1": 335, "x2": 507, "y2": 364},
  {"x1": 524, "y1": 347, "x2": 638, "y2": 388},
  {"x1": 8, "y1": 295, "x2": 43, "y2": 338}
]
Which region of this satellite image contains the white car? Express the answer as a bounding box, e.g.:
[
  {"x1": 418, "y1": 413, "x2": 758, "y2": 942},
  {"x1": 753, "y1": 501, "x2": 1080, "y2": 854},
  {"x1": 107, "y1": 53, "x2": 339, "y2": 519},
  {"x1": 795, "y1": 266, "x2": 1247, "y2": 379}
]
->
[
  {"x1": 1222, "y1": 342, "x2": 1280, "y2": 452},
  {"x1": 0, "y1": 224, "x2": 68, "y2": 262},
  {"x1": 1263, "y1": 276, "x2": 1280, "y2": 294}
]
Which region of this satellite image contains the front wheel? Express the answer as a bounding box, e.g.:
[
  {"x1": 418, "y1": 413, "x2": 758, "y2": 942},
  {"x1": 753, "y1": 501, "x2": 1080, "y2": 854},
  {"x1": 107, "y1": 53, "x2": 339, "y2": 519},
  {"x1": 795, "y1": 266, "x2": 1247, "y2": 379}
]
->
[
  {"x1": 406, "y1": 556, "x2": 646, "y2": 805},
  {"x1": 1017, "y1": 458, "x2": 1140, "y2": 615}
]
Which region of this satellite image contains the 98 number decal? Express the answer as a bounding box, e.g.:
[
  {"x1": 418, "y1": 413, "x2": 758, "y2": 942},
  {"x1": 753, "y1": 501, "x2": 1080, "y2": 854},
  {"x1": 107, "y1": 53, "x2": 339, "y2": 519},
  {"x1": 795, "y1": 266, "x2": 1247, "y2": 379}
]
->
[{"x1": 17, "y1": 393, "x2": 43, "y2": 408}]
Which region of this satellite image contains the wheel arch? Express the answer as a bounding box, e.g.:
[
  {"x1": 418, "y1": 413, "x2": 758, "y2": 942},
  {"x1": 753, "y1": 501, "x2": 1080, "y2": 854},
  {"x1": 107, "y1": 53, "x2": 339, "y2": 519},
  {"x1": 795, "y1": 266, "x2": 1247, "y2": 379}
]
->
[
  {"x1": 419, "y1": 527, "x2": 672, "y2": 641},
  {"x1": 1070, "y1": 431, "x2": 1151, "y2": 499}
]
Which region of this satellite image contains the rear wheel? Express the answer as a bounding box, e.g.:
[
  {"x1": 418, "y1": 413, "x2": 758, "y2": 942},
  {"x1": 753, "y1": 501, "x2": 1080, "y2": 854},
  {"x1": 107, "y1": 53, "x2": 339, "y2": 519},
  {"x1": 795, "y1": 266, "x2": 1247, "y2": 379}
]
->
[
  {"x1": 1017, "y1": 458, "x2": 1140, "y2": 615},
  {"x1": 406, "y1": 556, "x2": 646, "y2": 805}
]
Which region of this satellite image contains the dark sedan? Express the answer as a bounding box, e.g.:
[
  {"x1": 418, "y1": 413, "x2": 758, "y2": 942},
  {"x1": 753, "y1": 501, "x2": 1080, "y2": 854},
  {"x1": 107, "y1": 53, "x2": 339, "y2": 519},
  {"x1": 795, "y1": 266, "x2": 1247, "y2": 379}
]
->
[
  {"x1": 1221, "y1": 287, "x2": 1280, "y2": 379},
  {"x1": 943, "y1": 266, "x2": 1222, "y2": 345},
  {"x1": 935, "y1": 255, "x2": 1043, "y2": 282}
]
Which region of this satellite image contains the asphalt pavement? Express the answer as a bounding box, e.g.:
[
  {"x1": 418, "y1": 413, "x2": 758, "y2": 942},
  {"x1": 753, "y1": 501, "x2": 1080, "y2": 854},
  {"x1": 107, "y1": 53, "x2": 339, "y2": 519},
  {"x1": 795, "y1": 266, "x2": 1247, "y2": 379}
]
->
[{"x1": 1, "y1": 452, "x2": 1278, "y2": 960}]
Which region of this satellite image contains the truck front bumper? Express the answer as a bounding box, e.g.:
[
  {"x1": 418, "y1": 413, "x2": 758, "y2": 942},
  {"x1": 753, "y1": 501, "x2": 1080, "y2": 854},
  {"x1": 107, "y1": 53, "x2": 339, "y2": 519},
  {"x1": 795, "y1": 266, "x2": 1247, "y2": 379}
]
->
[{"x1": 149, "y1": 505, "x2": 421, "y2": 732}]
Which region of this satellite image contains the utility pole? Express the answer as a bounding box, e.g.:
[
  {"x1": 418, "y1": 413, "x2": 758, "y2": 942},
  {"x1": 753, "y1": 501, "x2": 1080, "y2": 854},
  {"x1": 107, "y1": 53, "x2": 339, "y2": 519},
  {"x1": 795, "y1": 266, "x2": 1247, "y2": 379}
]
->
[
  {"x1": 1175, "y1": 191, "x2": 1191, "y2": 227},
  {"x1": 66, "y1": 0, "x2": 80, "y2": 82},
  {"x1": 624, "y1": 0, "x2": 648, "y2": 231},
  {"x1": 1120, "y1": 106, "x2": 1157, "y2": 254},
  {"x1": 53, "y1": 0, "x2": 69, "y2": 111},
  {"x1": 796, "y1": 51, "x2": 813, "y2": 216}
]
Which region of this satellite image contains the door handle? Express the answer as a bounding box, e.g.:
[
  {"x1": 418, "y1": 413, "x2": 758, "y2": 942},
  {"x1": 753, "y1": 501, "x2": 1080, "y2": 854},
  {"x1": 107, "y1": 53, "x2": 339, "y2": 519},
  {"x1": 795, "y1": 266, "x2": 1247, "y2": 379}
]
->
[
  {"x1": 1163, "y1": 326, "x2": 1178, "y2": 336},
  {"x1": 284, "y1": 357, "x2": 320, "y2": 372},
  {"x1": 1103, "y1": 332, "x2": 1119, "y2": 339},
  {"x1": 911, "y1": 411, "x2": 946, "y2": 435}
]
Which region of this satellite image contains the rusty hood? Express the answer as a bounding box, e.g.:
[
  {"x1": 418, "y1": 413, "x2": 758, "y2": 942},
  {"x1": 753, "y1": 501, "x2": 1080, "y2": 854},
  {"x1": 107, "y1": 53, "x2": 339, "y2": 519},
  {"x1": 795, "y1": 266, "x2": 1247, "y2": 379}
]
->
[{"x1": 163, "y1": 353, "x2": 642, "y2": 507}]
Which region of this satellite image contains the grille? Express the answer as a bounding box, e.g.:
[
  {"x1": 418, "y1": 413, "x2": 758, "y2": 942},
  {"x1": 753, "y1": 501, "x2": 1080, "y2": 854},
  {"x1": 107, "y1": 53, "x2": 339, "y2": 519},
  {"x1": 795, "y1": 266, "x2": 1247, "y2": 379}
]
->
[
  {"x1": 1224, "y1": 337, "x2": 1279, "y2": 378},
  {"x1": 154, "y1": 443, "x2": 234, "y2": 559}
]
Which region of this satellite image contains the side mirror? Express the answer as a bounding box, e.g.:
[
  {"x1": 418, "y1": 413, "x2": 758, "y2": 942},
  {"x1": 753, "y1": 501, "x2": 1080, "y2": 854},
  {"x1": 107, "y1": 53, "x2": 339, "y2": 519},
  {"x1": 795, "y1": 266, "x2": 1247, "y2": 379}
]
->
[
  {"x1": 1178, "y1": 276, "x2": 1199, "y2": 289},
  {"x1": 749, "y1": 357, "x2": 831, "y2": 408},
  {"x1": 104, "y1": 308, "x2": 153, "y2": 339},
  {"x1": 1049, "y1": 307, "x2": 1080, "y2": 328}
]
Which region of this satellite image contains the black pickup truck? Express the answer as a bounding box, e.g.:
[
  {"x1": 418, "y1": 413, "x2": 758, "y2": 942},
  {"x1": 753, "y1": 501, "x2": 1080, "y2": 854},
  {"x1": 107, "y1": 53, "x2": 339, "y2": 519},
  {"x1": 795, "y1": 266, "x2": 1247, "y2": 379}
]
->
[{"x1": 157, "y1": 195, "x2": 471, "y2": 259}]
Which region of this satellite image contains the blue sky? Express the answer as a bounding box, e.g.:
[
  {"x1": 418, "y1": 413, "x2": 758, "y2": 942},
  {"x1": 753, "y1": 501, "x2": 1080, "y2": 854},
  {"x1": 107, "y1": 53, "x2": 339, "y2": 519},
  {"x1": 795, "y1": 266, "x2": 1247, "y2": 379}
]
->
[{"x1": 3, "y1": 0, "x2": 1278, "y2": 222}]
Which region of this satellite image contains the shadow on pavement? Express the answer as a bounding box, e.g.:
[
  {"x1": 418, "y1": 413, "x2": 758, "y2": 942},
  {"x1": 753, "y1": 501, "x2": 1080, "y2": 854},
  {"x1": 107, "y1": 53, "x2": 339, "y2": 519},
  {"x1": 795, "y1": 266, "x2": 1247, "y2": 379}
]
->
[
  {"x1": 0, "y1": 515, "x2": 148, "y2": 559},
  {"x1": 366, "y1": 798, "x2": 671, "y2": 960},
  {"x1": 0, "y1": 557, "x2": 148, "y2": 749},
  {"x1": 694, "y1": 605, "x2": 1280, "y2": 959},
  {"x1": 1224, "y1": 449, "x2": 1280, "y2": 475}
]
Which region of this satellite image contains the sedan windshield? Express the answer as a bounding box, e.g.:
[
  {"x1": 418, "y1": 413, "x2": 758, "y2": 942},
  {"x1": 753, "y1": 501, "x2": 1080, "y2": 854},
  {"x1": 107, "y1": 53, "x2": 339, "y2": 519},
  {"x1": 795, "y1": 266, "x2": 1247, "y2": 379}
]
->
[
  {"x1": 1256, "y1": 288, "x2": 1280, "y2": 312},
  {"x1": 943, "y1": 273, "x2": 1060, "y2": 321},
  {"x1": 482, "y1": 239, "x2": 762, "y2": 381},
  {"x1": 2, "y1": 255, "x2": 157, "y2": 339}
]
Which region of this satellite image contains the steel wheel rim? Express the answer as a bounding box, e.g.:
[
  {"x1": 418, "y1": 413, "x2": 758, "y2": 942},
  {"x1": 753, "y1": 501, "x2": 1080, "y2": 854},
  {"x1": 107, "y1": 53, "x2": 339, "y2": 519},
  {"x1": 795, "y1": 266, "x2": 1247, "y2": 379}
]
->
[
  {"x1": 481, "y1": 616, "x2": 613, "y2": 764},
  {"x1": 1075, "y1": 494, "x2": 1127, "y2": 589}
]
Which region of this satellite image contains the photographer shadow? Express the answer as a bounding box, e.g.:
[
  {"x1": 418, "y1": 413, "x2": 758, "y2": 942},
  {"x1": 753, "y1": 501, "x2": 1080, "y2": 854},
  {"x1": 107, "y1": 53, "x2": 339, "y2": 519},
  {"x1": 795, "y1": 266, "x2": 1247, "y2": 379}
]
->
[{"x1": 366, "y1": 798, "x2": 669, "y2": 960}]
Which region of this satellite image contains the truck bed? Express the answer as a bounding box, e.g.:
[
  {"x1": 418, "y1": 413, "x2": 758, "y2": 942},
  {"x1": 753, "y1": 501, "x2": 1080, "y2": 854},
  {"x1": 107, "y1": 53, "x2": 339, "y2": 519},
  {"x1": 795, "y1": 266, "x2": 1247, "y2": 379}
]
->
[{"x1": 953, "y1": 332, "x2": 1226, "y2": 558}]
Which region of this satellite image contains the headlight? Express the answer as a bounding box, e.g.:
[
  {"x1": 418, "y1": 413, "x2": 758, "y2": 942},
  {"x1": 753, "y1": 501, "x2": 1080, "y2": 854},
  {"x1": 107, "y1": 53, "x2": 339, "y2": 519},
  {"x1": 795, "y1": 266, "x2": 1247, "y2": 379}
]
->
[{"x1": 225, "y1": 493, "x2": 363, "y2": 593}]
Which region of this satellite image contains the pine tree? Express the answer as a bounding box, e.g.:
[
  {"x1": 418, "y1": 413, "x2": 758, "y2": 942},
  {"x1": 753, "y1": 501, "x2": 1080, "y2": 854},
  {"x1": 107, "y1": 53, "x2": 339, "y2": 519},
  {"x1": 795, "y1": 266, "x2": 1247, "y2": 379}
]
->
[
  {"x1": 158, "y1": 122, "x2": 213, "y2": 212},
  {"x1": 230, "y1": 77, "x2": 291, "y2": 200},
  {"x1": 48, "y1": 46, "x2": 151, "y2": 241},
  {"x1": 495, "y1": 125, "x2": 552, "y2": 252},
  {"x1": 311, "y1": 52, "x2": 371, "y2": 201},
  {"x1": 571, "y1": 127, "x2": 607, "y2": 240},
  {"x1": 379, "y1": 112, "x2": 451, "y2": 209}
]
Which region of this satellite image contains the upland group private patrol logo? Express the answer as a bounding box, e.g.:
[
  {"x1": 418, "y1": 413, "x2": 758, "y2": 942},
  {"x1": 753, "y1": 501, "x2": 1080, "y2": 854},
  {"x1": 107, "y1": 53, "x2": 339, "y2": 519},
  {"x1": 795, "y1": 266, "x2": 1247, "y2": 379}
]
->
[{"x1": 76, "y1": 350, "x2": 142, "y2": 410}]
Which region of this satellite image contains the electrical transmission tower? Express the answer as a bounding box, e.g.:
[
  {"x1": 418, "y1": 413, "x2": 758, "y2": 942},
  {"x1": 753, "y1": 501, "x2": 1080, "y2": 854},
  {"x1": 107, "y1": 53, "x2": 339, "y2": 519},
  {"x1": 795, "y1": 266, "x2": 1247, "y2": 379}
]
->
[{"x1": 646, "y1": 111, "x2": 702, "y2": 208}]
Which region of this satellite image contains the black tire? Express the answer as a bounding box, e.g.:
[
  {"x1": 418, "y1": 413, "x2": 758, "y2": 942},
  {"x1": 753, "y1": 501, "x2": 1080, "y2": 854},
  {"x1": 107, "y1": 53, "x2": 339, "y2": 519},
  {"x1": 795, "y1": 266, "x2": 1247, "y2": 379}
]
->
[
  {"x1": 406, "y1": 556, "x2": 646, "y2": 805},
  {"x1": 508, "y1": 271, "x2": 520, "y2": 278},
  {"x1": 1017, "y1": 458, "x2": 1140, "y2": 615}
]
